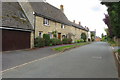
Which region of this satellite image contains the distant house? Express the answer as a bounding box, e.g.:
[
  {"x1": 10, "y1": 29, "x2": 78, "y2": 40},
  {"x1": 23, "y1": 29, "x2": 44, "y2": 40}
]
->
[
  {"x1": 95, "y1": 37, "x2": 101, "y2": 41},
  {"x1": 1, "y1": 2, "x2": 33, "y2": 51}
]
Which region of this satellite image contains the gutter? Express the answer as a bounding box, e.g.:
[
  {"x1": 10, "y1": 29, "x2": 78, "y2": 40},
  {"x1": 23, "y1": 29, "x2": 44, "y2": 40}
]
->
[{"x1": 0, "y1": 26, "x2": 33, "y2": 32}]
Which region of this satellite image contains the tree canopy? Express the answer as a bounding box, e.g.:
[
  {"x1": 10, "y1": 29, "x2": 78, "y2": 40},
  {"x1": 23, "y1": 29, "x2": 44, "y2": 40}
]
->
[{"x1": 101, "y1": 2, "x2": 120, "y2": 38}]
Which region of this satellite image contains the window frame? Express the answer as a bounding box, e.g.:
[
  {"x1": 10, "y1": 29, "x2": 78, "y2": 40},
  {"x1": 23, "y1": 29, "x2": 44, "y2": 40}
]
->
[
  {"x1": 39, "y1": 31, "x2": 43, "y2": 38},
  {"x1": 61, "y1": 24, "x2": 65, "y2": 29},
  {"x1": 18, "y1": 11, "x2": 27, "y2": 20},
  {"x1": 43, "y1": 18, "x2": 49, "y2": 26}
]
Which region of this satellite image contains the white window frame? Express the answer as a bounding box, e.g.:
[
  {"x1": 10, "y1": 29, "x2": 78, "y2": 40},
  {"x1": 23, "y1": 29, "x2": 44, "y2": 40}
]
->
[
  {"x1": 39, "y1": 31, "x2": 43, "y2": 38},
  {"x1": 43, "y1": 18, "x2": 49, "y2": 26},
  {"x1": 48, "y1": 32, "x2": 53, "y2": 39},
  {"x1": 61, "y1": 24, "x2": 65, "y2": 29}
]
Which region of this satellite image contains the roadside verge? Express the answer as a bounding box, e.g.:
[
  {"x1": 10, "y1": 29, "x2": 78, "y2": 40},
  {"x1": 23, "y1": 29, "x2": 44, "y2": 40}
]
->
[{"x1": 52, "y1": 42, "x2": 90, "y2": 52}]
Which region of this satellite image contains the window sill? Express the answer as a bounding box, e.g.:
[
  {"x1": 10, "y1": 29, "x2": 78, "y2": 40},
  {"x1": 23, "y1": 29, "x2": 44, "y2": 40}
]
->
[{"x1": 44, "y1": 24, "x2": 50, "y2": 27}]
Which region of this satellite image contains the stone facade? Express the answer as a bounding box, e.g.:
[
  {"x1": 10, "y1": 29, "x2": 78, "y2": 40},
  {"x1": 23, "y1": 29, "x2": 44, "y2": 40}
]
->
[{"x1": 35, "y1": 16, "x2": 88, "y2": 42}]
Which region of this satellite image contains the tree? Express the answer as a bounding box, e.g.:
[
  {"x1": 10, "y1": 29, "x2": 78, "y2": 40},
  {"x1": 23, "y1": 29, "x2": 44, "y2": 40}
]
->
[
  {"x1": 101, "y1": 33, "x2": 104, "y2": 38},
  {"x1": 81, "y1": 33, "x2": 87, "y2": 42},
  {"x1": 103, "y1": 14, "x2": 114, "y2": 38},
  {"x1": 91, "y1": 32, "x2": 95, "y2": 41},
  {"x1": 101, "y1": 2, "x2": 120, "y2": 38}
]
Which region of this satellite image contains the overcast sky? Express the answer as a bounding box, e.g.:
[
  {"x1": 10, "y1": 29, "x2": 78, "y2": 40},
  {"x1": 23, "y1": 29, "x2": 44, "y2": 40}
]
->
[{"x1": 46, "y1": 0, "x2": 108, "y2": 37}]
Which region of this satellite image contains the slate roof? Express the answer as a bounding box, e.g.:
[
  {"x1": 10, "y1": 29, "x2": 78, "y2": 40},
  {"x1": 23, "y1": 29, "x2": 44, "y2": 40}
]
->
[
  {"x1": 29, "y1": 2, "x2": 88, "y2": 31},
  {"x1": 29, "y1": 2, "x2": 70, "y2": 25},
  {"x1": 2, "y1": 2, "x2": 33, "y2": 31}
]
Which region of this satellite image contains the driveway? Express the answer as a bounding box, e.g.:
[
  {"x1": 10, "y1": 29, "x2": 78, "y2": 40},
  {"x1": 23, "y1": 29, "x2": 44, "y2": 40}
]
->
[{"x1": 2, "y1": 42, "x2": 118, "y2": 78}]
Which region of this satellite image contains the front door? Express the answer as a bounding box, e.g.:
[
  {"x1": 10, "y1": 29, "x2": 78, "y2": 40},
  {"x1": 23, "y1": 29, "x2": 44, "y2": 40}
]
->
[{"x1": 58, "y1": 33, "x2": 61, "y2": 40}]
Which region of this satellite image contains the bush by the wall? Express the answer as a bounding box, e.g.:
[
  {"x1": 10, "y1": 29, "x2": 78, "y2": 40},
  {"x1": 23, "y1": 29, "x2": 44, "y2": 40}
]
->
[
  {"x1": 56, "y1": 39, "x2": 62, "y2": 45},
  {"x1": 43, "y1": 34, "x2": 50, "y2": 46},
  {"x1": 81, "y1": 33, "x2": 87, "y2": 42},
  {"x1": 34, "y1": 37, "x2": 45, "y2": 47},
  {"x1": 76, "y1": 39, "x2": 84, "y2": 43},
  {"x1": 50, "y1": 38, "x2": 62, "y2": 45},
  {"x1": 62, "y1": 38, "x2": 72, "y2": 44}
]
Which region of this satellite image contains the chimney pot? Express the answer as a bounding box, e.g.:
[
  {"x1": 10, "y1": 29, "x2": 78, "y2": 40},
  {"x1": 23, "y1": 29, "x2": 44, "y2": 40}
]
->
[
  {"x1": 60, "y1": 5, "x2": 64, "y2": 12},
  {"x1": 79, "y1": 21, "x2": 81, "y2": 25},
  {"x1": 73, "y1": 20, "x2": 75, "y2": 23}
]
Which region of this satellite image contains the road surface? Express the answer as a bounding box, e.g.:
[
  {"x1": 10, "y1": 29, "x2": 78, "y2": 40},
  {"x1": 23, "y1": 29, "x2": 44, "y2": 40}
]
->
[{"x1": 2, "y1": 42, "x2": 118, "y2": 78}]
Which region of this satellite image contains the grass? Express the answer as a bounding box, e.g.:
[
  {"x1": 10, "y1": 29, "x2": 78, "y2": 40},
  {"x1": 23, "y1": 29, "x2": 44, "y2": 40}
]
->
[
  {"x1": 53, "y1": 42, "x2": 90, "y2": 52},
  {"x1": 108, "y1": 40, "x2": 117, "y2": 47}
]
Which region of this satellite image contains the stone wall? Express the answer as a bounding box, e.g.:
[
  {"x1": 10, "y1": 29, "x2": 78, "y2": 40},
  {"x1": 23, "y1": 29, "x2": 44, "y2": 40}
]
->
[{"x1": 35, "y1": 16, "x2": 88, "y2": 42}]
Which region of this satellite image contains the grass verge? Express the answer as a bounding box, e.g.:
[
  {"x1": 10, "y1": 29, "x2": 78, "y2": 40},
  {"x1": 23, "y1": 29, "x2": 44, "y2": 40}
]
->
[
  {"x1": 108, "y1": 41, "x2": 117, "y2": 47},
  {"x1": 53, "y1": 42, "x2": 90, "y2": 52},
  {"x1": 118, "y1": 49, "x2": 120, "y2": 56}
]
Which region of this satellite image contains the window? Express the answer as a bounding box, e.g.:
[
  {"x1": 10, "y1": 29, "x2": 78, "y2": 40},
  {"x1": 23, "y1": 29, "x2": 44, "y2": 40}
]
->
[
  {"x1": 43, "y1": 18, "x2": 49, "y2": 26},
  {"x1": 18, "y1": 11, "x2": 27, "y2": 20},
  {"x1": 61, "y1": 24, "x2": 65, "y2": 29},
  {"x1": 39, "y1": 31, "x2": 43, "y2": 38},
  {"x1": 62, "y1": 35, "x2": 66, "y2": 39},
  {"x1": 48, "y1": 32, "x2": 52, "y2": 39}
]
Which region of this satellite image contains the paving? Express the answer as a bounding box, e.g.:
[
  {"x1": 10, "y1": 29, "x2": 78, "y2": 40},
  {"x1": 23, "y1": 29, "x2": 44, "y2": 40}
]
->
[{"x1": 2, "y1": 42, "x2": 118, "y2": 78}]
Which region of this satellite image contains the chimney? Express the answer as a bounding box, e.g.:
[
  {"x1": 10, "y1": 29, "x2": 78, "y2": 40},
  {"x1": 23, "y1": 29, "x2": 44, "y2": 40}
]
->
[
  {"x1": 60, "y1": 5, "x2": 64, "y2": 12},
  {"x1": 73, "y1": 20, "x2": 75, "y2": 23},
  {"x1": 79, "y1": 21, "x2": 81, "y2": 26}
]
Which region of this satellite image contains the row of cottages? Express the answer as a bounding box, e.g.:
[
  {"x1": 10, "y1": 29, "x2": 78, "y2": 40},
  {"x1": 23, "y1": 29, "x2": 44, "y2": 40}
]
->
[
  {"x1": 1, "y1": 2, "x2": 89, "y2": 51},
  {"x1": 29, "y1": 2, "x2": 89, "y2": 42}
]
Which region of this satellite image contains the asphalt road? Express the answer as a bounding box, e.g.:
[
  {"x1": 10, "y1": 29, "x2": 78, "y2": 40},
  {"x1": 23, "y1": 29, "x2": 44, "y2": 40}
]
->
[
  {"x1": 2, "y1": 44, "x2": 73, "y2": 70},
  {"x1": 2, "y1": 42, "x2": 118, "y2": 78}
]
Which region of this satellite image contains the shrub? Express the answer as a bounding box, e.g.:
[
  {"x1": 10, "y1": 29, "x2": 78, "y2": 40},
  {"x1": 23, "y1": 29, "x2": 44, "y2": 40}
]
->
[
  {"x1": 50, "y1": 38, "x2": 62, "y2": 45},
  {"x1": 75, "y1": 39, "x2": 84, "y2": 43},
  {"x1": 76, "y1": 40, "x2": 80, "y2": 43},
  {"x1": 62, "y1": 38, "x2": 72, "y2": 44},
  {"x1": 52, "y1": 30, "x2": 57, "y2": 38},
  {"x1": 34, "y1": 37, "x2": 45, "y2": 47},
  {"x1": 81, "y1": 33, "x2": 87, "y2": 42},
  {"x1": 43, "y1": 34, "x2": 50, "y2": 46},
  {"x1": 80, "y1": 39, "x2": 84, "y2": 42},
  {"x1": 56, "y1": 39, "x2": 62, "y2": 45}
]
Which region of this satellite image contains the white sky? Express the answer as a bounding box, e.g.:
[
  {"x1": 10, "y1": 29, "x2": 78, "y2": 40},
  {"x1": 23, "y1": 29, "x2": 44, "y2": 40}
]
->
[{"x1": 46, "y1": 0, "x2": 108, "y2": 37}]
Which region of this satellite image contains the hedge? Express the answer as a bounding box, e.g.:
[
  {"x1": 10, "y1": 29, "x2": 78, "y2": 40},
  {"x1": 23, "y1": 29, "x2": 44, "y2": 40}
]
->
[
  {"x1": 34, "y1": 37, "x2": 45, "y2": 47},
  {"x1": 62, "y1": 38, "x2": 72, "y2": 44}
]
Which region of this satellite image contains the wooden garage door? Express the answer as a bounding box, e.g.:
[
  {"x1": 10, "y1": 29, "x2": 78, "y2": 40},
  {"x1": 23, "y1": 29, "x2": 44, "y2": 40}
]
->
[{"x1": 2, "y1": 29, "x2": 31, "y2": 51}]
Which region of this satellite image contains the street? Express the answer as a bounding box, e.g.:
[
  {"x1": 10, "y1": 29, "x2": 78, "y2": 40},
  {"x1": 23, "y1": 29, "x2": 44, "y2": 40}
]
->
[{"x1": 2, "y1": 42, "x2": 118, "y2": 78}]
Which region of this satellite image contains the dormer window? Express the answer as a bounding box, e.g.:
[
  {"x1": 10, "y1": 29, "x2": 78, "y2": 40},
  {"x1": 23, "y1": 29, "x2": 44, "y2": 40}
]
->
[
  {"x1": 18, "y1": 11, "x2": 27, "y2": 20},
  {"x1": 61, "y1": 24, "x2": 65, "y2": 29},
  {"x1": 43, "y1": 18, "x2": 49, "y2": 26}
]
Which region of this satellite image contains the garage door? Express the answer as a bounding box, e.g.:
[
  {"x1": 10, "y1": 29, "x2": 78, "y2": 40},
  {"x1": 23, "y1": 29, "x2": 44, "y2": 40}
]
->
[{"x1": 2, "y1": 29, "x2": 31, "y2": 51}]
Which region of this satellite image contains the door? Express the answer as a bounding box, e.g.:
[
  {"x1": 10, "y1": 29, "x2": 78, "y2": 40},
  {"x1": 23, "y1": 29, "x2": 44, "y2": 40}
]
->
[
  {"x1": 58, "y1": 33, "x2": 61, "y2": 40},
  {"x1": 2, "y1": 29, "x2": 31, "y2": 51}
]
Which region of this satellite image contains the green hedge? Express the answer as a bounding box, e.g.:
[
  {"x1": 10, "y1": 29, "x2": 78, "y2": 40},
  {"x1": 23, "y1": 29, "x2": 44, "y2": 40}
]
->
[
  {"x1": 34, "y1": 37, "x2": 45, "y2": 47},
  {"x1": 43, "y1": 34, "x2": 50, "y2": 46},
  {"x1": 62, "y1": 38, "x2": 72, "y2": 44},
  {"x1": 50, "y1": 38, "x2": 62, "y2": 45},
  {"x1": 76, "y1": 39, "x2": 84, "y2": 43}
]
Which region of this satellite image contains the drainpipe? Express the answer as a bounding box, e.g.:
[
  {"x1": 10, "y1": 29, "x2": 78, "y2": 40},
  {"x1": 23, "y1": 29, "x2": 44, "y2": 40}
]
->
[{"x1": 33, "y1": 12, "x2": 36, "y2": 47}]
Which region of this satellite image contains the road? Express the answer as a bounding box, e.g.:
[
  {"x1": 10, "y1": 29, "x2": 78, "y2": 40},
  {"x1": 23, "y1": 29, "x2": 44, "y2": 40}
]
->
[
  {"x1": 2, "y1": 44, "x2": 73, "y2": 70},
  {"x1": 2, "y1": 42, "x2": 118, "y2": 78}
]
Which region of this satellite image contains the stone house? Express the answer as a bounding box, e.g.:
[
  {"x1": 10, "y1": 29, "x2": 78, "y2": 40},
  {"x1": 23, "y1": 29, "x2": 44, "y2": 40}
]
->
[
  {"x1": 1, "y1": 2, "x2": 89, "y2": 51},
  {"x1": 29, "y1": 2, "x2": 89, "y2": 42}
]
